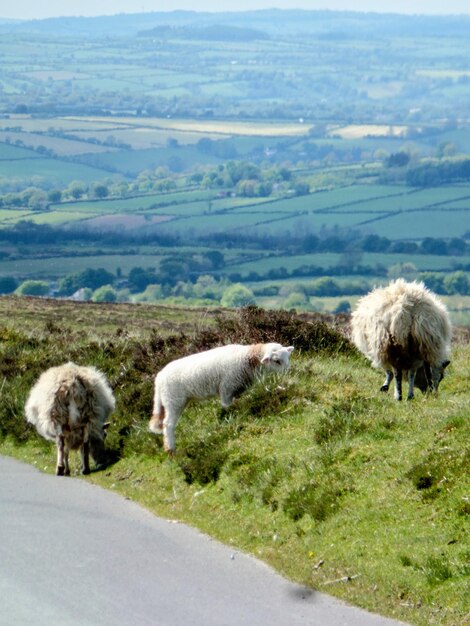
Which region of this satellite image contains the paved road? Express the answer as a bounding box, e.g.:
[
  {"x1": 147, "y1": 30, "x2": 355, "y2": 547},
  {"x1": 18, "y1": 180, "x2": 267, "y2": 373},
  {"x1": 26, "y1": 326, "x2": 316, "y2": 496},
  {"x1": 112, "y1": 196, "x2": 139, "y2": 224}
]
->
[{"x1": 0, "y1": 455, "x2": 407, "y2": 626}]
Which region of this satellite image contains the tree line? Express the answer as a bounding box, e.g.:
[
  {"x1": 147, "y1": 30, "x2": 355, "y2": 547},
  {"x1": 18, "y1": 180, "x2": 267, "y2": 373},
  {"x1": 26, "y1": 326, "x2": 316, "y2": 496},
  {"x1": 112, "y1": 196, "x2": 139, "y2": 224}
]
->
[{"x1": 1, "y1": 221, "x2": 469, "y2": 259}]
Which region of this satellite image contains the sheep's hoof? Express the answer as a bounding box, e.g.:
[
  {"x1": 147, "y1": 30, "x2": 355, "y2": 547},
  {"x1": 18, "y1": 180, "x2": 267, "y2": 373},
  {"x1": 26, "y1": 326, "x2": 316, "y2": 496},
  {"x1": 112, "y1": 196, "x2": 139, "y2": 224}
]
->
[
  {"x1": 56, "y1": 466, "x2": 65, "y2": 476},
  {"x1": 64, "y1": 469, "x2": 70, "y2": 476},
  {"x1": 380, "y1": 385, "x2": 389, "y2": 392},
  {"x1": 407, "y1": 395, "x2": 414, "y2": 401},
  {"x1": 81, "y1": 468, "x2": 91, "y2": 475}
]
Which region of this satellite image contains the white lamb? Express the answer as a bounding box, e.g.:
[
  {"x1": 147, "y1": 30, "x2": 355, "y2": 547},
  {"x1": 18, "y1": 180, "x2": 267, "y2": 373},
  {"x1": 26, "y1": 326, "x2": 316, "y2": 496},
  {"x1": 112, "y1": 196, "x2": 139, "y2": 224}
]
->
[
  {"x1": 25, "y1": 362, "x2": 115, "y2": 475},
  {"x1": 351, "y1": 279, "x2": 451, "y2": 400},
  {"x1": 149, "y1": 342, "x2": 294, "y2": 453}
]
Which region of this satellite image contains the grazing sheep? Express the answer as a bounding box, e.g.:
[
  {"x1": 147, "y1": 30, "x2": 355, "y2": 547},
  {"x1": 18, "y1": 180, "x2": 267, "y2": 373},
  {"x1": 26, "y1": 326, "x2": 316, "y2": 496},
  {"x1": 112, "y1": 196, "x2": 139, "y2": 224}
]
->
[
  {"x1": 25, "y1": 362, "x2": 115, "y2": 475},
  {"x1": 351, "y1": 279, "x2": 451, "y2": 400},
  {"x1": 149, "y1": 342, "x2": 294, "y2": 453}
]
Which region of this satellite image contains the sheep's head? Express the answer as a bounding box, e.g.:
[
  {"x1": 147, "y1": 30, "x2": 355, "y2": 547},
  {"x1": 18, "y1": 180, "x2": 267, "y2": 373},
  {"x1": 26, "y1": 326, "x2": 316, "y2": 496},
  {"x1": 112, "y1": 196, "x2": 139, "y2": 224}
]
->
[
  {"x1": 90, "y1": 421, "x2": 110, "y2": 469},
  {"x1": 260, "y1": 344, "x2": 294, "y2": 373},
  {"x1": 414, "y1": 360, "x2": 450, "y2": 393}
]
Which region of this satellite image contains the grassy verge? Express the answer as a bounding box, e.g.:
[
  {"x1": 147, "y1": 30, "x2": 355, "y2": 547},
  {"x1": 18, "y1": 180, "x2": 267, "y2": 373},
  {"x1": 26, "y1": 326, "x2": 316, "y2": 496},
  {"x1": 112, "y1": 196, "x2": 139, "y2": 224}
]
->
[{"x1": 0, "y1": 298, "x2": 468, "y2": 626}]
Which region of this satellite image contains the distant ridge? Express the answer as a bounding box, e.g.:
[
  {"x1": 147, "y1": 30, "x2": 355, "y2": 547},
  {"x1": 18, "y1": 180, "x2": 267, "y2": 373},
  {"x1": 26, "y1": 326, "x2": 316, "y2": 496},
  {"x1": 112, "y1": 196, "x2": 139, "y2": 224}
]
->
[{"x1": 0, "y1": 9, "x2": 469, "y2": 38}]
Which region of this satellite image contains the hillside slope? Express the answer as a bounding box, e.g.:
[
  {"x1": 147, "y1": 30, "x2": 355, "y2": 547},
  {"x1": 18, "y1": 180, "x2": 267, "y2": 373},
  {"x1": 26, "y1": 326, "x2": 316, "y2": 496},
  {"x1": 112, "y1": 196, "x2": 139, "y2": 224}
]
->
[{"x1": 0, "y1": 297, "x2": 468, "y2": 625}]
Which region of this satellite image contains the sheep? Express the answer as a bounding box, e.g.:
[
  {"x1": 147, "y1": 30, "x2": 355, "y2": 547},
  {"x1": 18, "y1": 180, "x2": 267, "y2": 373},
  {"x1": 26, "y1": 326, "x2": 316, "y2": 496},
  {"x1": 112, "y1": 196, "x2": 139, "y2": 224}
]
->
[
  {"x1": 25, "y1": 362, "x2": 115, "y2": 475},
  {"x1": 149, "y1": 342, "x2": 294, "y2": 454},
  {"x1": 351, "y1": 279, "x2": 451, "y2": 400}
]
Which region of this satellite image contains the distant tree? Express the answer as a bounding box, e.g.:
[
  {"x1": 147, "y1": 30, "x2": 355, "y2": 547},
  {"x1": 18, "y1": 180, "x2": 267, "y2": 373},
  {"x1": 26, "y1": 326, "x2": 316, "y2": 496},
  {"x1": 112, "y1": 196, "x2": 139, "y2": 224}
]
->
[
  {"x1": 196, "y1": 137, "x2": 214, "y2": 154},
  {"x1": 389, "y1": 241, "x2": 419, "y2": 254},
  {"x1": 444, "y1": 271, "x2": 470, "y2": 295},
  {"x1": 16, "y1": 280, "x2": 50, "y2": 296},
  {"x1": 47, "y1": 189, "x2": 62, "y2": 203},
  {"x1": 361, "y1": 234, "x2": 391, "y2": 253},
  {"x1": 284, "y1": 291, "x2": 308, "y2": 310},
  {"x1": 310, "y1": 277, "x2": 341, "y2": 296},
  {"x1": 388, "y1": 262, "x2": 418, "y2": 280},
  {"x1": 28, "y1": 190, "x2": 48, "y2": 210},
  {"x1": 447, "y1": 238, "x2": 467, "y2": 256},
  {"x1": 79, "y1": 288, "x2": 93, "y2": 301},
  {"x1": 193, "y1": 275, "x2": 222, "y2": 300},
  {"x1": 221, "y1": 284, "x2": 256, "y2": 308},
  {"x1": 92, "y1": 285, "x2": 117, "y2": 303},
  {"x1": 293, "y1": 181, "x2": 310, "y2": 196},
  {"x1": 420, "y1": 238, "x2": 448, "y2": 255},
  {"x1": 133, "y1": 284, "x2": 165, "y2": 302},
  {"x1": 437, "y1": 142, "x2": 457, "y2": 158},
  {"x1": 203, "y1": 250, "x2": 225, "y2": 270},
  {"x1": 128, "y1": 267, "x2": 157, "y2": 292},
  {"x1": 302, "y1": 234, "x2": 319, "y2": 253},
  {"x1": 67, "y1": 181, "x2": 87, "y2": 199},
  {"x1": 385, "y1": 151, "x2": 410, "y2": 167},
  {"x1": 92, "y1": 183, "x2": 109, "y2": 199},
  {"x1": 334, "y1": 300, "x2": 351, "y2": 313},
  {"x1": 419, "y1": 272, "x2": 445, "y2": 294},
  {"x1": 0, "y1": 276, "x2": 18, "y2": 294},
  {"x1": 159, "y1": 258, "x2": 189, "y2": 283},
  {"x1": 57, "y1": 268, "x2": 115, "y2": 296}
]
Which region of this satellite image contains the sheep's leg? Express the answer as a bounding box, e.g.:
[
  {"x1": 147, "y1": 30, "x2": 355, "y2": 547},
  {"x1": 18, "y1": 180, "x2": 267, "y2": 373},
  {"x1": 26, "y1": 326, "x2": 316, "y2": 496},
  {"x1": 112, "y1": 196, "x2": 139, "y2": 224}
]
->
[
  {"x1": 56, "y1": 435, "x2": 66, "y2": 476},
  {"x1": 149, "y1": 405, "x2": 165, "y2": 435},
  {"x1": 63, "y1": 443, "x2": 70, "y2": 476},
  {"x1": 80, "y1": 440, "x2": 91, "y2": 475},
  {"x1": 424, "y1": 362, "x2": 434, "y2": 391},
  {"x1": 162, "y1": 404, "x2": 183, "y2": 455},
  {"x1": 407, "y1": 369, "x2": 417, "y2": 400},
  {"x1": 393, "y1": 368, "x2": 403, "y2": 401},
  {"x1": 380, "y1": 370, "x2": 393, "y2": 393},
  {"x1": 220, "y1": 394, "x2": 234, "y2": 409}
]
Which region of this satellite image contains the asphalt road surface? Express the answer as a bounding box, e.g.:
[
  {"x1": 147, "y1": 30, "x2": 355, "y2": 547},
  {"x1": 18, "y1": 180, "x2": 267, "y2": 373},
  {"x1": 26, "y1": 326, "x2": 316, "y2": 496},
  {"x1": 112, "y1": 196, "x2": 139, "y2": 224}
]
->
[{"x1": 0, "y1": 455, "x2": 407, "y2": 626}]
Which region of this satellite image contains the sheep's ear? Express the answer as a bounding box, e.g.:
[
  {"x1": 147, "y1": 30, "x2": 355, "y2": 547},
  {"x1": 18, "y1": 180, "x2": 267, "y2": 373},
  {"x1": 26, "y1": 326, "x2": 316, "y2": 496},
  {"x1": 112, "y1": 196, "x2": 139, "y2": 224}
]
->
[
  {"x1": 285, "y1": 346, "x2": 294, "y2": 353},
  {"x1": 261, "y1": 354, "x2": 271, "y2": 365},
  {"x1": 442, "y1": 360, "x2": 450, "y2": 369}
]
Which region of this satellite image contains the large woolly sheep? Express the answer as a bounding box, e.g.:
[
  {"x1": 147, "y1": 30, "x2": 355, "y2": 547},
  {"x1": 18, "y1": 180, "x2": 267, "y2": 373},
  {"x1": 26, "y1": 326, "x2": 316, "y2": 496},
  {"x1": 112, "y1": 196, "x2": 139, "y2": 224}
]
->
[
  {"x1": 25, "y1": 362, "x2": 115, "y2": 475},
  {"x1": 149, "y1": 342, "x2": 294, "y2": 453},
  {"x1": 351, "y1": 279, "x2": 451, "y2": 400}
]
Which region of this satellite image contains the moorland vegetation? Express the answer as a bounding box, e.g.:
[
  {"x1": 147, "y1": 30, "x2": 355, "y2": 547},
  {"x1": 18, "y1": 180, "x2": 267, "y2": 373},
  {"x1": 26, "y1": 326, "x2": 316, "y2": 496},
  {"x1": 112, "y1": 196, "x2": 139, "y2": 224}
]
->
[{"x1": 0, "y1": 297, "x2": 468, "y2": 626}]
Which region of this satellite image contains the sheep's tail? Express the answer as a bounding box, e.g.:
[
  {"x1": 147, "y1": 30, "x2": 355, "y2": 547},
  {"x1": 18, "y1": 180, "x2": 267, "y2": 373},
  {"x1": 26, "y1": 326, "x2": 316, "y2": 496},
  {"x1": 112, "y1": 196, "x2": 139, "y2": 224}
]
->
[{"x1": 149, "y1": 381, "x2": 165, "y2": 435}]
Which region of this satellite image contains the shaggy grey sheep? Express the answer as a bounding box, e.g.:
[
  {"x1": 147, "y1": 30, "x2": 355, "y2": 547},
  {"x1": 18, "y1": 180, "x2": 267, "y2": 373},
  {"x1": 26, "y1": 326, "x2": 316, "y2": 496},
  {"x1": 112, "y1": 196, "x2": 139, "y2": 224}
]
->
[
  {"x1": 351, "y1": 279, "x2": 451, "y2": 400},
  {"x1": 25, "y1": 362, "x2": 115, "y2": 475}
]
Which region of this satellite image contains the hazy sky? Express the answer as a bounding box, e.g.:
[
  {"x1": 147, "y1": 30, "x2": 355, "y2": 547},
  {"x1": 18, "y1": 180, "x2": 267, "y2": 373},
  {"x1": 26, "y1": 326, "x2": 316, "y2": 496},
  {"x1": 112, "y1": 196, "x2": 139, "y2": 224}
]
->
[{"x1": 2, "y1": 1, "x2": 470, "y2": 20}]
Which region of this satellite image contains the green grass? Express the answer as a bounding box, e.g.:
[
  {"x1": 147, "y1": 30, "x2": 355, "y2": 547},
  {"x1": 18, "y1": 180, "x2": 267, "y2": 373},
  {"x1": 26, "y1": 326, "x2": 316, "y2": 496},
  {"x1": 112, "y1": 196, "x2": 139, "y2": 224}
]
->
[
  {"x1": 0, "y1": 298, "x2": 468, "y2": 626},
  {"x1": 221, "y1": 251, "x2": 470, "y2": 277},
  {"x1": 364, "y1": 209, "x2": 470, "y2": 239},
  {"x1": 0, "y1": 156, "x2": 115, "y2": 185},
  {"x1": 0, "y1": 254, "x2": 166, "y2": 278}
]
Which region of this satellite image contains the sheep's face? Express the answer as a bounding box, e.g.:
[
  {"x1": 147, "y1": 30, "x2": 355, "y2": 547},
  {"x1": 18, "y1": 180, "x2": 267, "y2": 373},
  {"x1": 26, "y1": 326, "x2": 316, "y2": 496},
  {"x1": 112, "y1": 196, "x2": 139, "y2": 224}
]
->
[
  {"x1": 414, "y1": 360, "x2": 450, "y2": 393},
  {"x1": 90, "y1": 422, "x2": 110, "y2": 468},
  {"x1": 261, "y1": 345, "x2": 294, "y2": 373}
]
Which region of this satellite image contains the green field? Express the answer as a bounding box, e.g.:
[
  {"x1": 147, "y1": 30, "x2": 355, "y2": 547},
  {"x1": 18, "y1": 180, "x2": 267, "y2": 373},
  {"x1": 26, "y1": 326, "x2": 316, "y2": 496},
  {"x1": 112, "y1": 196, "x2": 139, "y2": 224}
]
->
[
  {"x1": 0, "y1": 156, "x2": 117, "y2": 185},
  {"x1": 17, "y1": 182, "x2": 467, "y2": 241},
  {"x1": 1, "y1": 12, "x2": 470, "y2": 305},
  {"x1": 223, "y1": 251, "x2": 470, "y2": 277}
]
